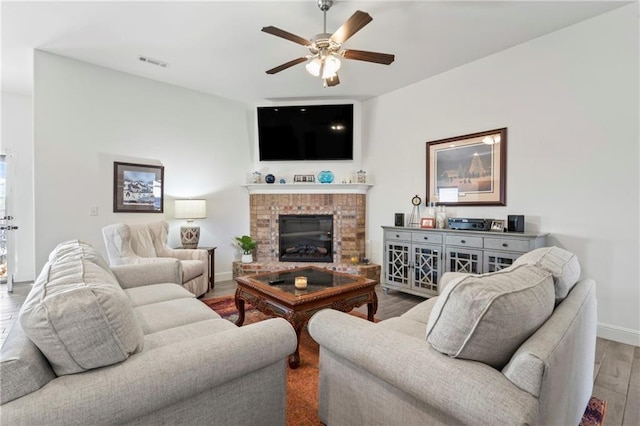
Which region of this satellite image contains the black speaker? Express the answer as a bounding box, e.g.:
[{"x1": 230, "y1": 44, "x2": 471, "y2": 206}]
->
[
  {"x1": 394, "y1": 213, "x2": 405, "y2": 227},
  {"x1": 508, "y1": 215, "x2": 525, "y2": 233}
]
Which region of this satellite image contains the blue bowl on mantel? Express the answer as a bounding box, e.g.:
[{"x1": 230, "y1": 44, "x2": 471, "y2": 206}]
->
[{"x1": 317, "y1": 170, "x2": 334, "y2": 184}]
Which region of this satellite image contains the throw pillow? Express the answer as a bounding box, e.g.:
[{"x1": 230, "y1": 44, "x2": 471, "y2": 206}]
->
[
  {"x1": 426, "y1": 265, "x2": 555, "y2": 369},
  {"x1": 20, "y1": 256, "x2": 144, "y2": 376},
  {"x1": 512, "y1": 246, "x2": 581, "y2": 302}
]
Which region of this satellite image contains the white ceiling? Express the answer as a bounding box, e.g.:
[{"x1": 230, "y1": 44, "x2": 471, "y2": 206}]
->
[{"x1": 1, "y1": 1, "x2": 629, "y2": 104}]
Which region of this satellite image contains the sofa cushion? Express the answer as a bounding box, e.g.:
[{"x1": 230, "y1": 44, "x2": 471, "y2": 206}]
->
[
  {"x1": 20, "y1": 256, "x2": 144, "y2": 376},
  {"x1": 134, "y1": 298, "x2": 220, "y2": 334},
  {"x1": 426, "y1": 265, "x2": 555, "y2": 369},
  {"x1": 512, "y1": 246, "x2": 581, "y2": 302},
  {"x1": 124, "y1": 283, "x2": 194, "y2": 307},
  {"x1": 143, "y1": 318, "x2": 237, "y2": 351},
  {"x1": 0, "y1": 320, "x2": 56, "y2": 404},
  {"x1": 400, "y1": 297, "x2": 438, "y2": 324}
]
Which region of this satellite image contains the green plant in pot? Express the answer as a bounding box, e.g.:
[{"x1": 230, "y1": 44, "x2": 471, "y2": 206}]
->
[{"x1": 235, "y1": 235, "x2": 257, "y2": 264}]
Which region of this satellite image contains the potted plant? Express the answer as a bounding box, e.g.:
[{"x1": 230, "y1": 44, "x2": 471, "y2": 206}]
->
[{"x1": 235, "y1": 235, "x2": 257, "y2": 263}]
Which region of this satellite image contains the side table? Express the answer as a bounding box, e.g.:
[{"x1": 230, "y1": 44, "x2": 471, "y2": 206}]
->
[{"x1": 198, "y1": 246, "x2": 217, "y2": 291}]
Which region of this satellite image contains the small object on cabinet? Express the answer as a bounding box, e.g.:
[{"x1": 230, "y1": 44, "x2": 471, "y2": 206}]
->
[
  {"x1": 394, "y1": 213, "x2": 405, "y2": 227},
  {"x1": 507, "y1": 215, "x2": 525, "y2": 232},
  {"x1": 420, "y1": 217, "x2": 435, "y2": 228},
  {"x1": 265, "y1": 174, "x2": 276, "y2": 184},
  {"x1": 490, "y1": 219, "x2": 505, "y2": 232}
]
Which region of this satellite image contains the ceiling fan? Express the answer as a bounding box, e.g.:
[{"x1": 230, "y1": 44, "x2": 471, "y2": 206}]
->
[{"x1": 262, "y1": 0, "x2": 395, "y2": 87}]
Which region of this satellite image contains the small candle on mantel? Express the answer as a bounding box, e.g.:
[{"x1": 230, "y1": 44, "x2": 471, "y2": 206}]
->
[{"x1": 294, "y1": 276, "x2": 307, "y2": 289}]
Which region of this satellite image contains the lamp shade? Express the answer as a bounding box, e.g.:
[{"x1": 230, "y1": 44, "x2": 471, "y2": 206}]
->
[
  {"x1": 306, "y1": 58, "x2": 322, "y2": 77},
  {"x1": 322, "y1": 55, "x2": 341, "y2": 79},
  {"x1": 174, "y1": 199, "x2": 207, "y2": 219}
]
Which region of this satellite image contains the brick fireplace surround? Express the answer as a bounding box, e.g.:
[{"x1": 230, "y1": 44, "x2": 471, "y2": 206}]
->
[{"x1": 232, "y1": 189, "x2": 380, "y2": 282}]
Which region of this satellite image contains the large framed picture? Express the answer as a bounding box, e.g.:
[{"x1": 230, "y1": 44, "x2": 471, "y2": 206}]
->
[
  {"x1": 113, "y1": 161, "x2": 164, "y2": 213},
  {"x1": 426, "y1": 128, "x2": 507, "y2": 206}
]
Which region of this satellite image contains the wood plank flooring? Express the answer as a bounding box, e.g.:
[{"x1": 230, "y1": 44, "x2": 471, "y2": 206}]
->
[{"x1": 2, "y1": 280, "x2": 638, "y2": 424}]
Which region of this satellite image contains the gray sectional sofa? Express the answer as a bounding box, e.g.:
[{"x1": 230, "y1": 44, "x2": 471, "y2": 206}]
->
[
  {"x1": 0, "y1": 240, "x2": 297, "y2": 425},
  {"x1": 309, "y1": 247, "x2": 597, "y2": 425}
]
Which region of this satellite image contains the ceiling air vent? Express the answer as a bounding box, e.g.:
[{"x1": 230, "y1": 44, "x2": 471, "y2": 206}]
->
[{"x1": 138, "y1": 55, "x2": 169, "y2": 68}]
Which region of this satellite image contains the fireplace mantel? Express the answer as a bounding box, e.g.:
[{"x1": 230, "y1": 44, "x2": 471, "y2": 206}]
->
[{"x1": 243, "y1": 183, "x2": 373, "y2": 195}]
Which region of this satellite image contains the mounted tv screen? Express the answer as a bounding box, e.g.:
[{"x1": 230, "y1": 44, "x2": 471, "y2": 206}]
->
[{"x1": 257, "y1": 104, "x2": 354, "y2": 161}]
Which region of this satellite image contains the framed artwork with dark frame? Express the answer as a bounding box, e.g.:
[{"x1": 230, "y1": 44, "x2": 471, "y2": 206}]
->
[
  {"x1": 426, "y1": 128, "x2": 507, "y2": 206},
  {"x1": 113, "y1": 161, "x2": 164, "y2": 213}
]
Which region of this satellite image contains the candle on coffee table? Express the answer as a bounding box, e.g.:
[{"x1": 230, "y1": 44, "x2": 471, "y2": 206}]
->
[{"x1": 294, "y1": 276, "x2": 307, "y2": 289}]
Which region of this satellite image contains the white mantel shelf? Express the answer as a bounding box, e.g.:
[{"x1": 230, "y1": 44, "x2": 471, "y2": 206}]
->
[{"x1": 242, "y1": 183, "x2": 373, "y2": 195}]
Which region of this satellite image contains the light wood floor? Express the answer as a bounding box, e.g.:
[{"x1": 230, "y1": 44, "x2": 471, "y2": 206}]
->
[{"x1": 2, "y1": 280, "x2": 638, "y2": 425}]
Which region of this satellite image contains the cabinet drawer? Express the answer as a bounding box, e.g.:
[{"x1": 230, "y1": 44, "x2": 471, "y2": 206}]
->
[
  {"x1": 445, "y1": 235, "x2": 483, "y2": 248},
  {"x1": 484, "y1": 238, "x2": 530, "y2": 253},
  {"x1": 385, "y1": 230, "x2": 412, "y2": 241},
  {"x1": 411, "y1": 233, "x2": 443, "y2": 244}
]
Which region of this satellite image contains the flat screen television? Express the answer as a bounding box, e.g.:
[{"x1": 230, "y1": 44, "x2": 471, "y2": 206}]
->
[{"x1": 257, "y1": 104, "x2": 353, "y2": 161}]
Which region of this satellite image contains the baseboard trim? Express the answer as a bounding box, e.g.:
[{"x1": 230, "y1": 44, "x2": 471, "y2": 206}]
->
[{"x1": 597, "y1": 322, "x2": 640, "y2": 347}]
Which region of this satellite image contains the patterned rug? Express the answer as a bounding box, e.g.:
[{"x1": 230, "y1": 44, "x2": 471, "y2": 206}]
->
[{"x1": 203, "y1": 296, "x2": 607, "y2": 426}]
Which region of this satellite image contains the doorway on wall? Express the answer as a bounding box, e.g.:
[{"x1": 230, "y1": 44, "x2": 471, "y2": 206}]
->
[{"x1": 0, "y1": 153, "x2": 18, "y2": 291}]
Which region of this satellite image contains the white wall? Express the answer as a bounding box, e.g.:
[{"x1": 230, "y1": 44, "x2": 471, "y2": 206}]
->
[
  {"x1": 33, "y1": 51, "x2": 253, "y2": 282},
  {"x1": 1, "y1": 92, "x2": 35, "y2": 282},
  {"x1": 364, "y1": 5, "x2": 639, "y2": 345}
]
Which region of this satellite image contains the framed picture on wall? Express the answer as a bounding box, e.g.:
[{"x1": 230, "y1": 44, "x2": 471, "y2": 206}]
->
[
  {"x1": 426, "y1": 128, "x2": 507, "y2": 206},
  {"x1": 113, "y1": 161, "x2": 164, "y2": 213}
]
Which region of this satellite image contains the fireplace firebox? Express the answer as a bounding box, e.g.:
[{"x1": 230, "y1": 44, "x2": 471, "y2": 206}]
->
[{"x1": 279, "y1": 215, "x2": 333, "y2": 262}]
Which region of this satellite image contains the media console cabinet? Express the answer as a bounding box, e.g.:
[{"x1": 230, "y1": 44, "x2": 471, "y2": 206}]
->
[{"x1": 382, "y1": 226, "x2": 547, "y2": 298}]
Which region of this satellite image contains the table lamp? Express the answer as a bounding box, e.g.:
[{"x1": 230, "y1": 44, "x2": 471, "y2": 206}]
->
[{"x1": 174, "y1": 199, "x2": 207, "y2": 248}]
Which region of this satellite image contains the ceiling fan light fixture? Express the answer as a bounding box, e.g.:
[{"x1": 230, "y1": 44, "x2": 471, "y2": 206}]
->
[
  {"x1": 306, "y1": 57, "x2": 322, "y2": 77},
  {"x1": 322, "y1": 55, "x2": 341, "y2": 79}
]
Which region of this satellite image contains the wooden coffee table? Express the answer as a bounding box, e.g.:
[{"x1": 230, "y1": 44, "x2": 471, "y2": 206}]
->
[{"x1": 234, "y1": 266, "x2": 378, "y2": 369}]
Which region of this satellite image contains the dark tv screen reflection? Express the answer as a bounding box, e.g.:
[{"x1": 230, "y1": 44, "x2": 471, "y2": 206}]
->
[{"x1": 257, "y1": 104, "x2": 354, "y2": 161}]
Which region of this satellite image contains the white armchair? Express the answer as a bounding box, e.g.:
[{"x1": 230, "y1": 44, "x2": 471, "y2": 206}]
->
[{"x1": 102, "y1": 221, "x2": 208, "y2": 297}]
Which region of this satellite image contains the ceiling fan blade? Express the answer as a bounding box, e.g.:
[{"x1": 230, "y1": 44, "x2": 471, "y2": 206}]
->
[
  {"x1": 265, "y1": 57, "x2": 308, "y2": 75},
  {"x1": 261, "y1": 26, "x2": 311, "y2": 46},
  {"x1": 343, "y1": 49, "x2": 395, "y2": 65},
  {"x1": 330, "y1": 11, "x2": 372, "y2": 44},
  {"x1": 325, "y1": 74, "x2": 340, "y2": 87}
]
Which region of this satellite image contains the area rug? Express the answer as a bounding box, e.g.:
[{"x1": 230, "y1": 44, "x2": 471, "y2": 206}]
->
[{"x1": 203, "y1": 296, "x2": 607, "y2": 426}]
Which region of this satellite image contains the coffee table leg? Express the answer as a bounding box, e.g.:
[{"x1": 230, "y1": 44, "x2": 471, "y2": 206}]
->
[
  {"x1": 367, "y1": 292, "x2": 379, "y2": 322},
  {"x1": 287, "y1": 321, "x2": 304, "y2": 369},
  {"x1": 235, "y1": 291, "x2": 246, "y2": 326}
]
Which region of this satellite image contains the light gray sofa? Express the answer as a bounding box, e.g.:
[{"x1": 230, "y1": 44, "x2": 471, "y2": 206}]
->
[
  {"x1": 309, "y1": 247, "x2": 597, "y2": 425},
  {"x1": 0, "y1": 240, "x2": 297, "y2": 425}
]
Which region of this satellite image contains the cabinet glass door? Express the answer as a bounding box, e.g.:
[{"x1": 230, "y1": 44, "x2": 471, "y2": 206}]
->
[
  {"x1": 446, "y1": 248, "x2": 482, "y2": 274},
  {"x1": 385, "y1": 242, "x2": 410, "y2": 287},
  {"x1": 413, "y1": 245, "x2": 440, "y2": 295},
  {"x1": 484, "y1": 251, "x2": 518, "y2": 273}
]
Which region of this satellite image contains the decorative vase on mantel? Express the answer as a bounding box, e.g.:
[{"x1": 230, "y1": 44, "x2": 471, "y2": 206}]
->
[
  {"x1": 241, "y1": 253, "x2": 253, "y2": 264},
  {"x1": 318, "y1": 170, "x2": 334, "y2": 184}
]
